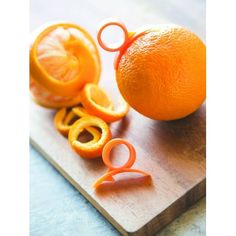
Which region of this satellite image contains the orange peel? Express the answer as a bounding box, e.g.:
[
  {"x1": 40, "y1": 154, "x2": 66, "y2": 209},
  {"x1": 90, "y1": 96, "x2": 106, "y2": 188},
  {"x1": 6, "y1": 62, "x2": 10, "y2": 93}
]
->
[
  {"x1": 54, "y1": 107, "x2": 101, "y2": 141},
  {"x1": 72, "y1": 106, "x2": 91, "y2": 118},
  {"x1": 81, "y1": 83, "x2": 129, "y2": 123},
  {"x1": 30, "y1": 23, "x2": 101, "y2": 97},
  {"x1": 68, "y1": 116, "x2": 112, "y2": 159},
  {"x1": 97, "y1": 18, "x2": 148, "y2": 69},
  {"x1": 97, "y1": 18, "x2": 129, "y2": 52},
  {"x1": 92, "y1": 138, "x2": 150, "y2": 188}
]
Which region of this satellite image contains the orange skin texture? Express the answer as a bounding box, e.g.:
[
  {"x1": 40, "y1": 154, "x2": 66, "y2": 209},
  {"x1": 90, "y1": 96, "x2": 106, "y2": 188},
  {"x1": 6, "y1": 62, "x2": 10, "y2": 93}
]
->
[
  {"x1": 81, "y1": 83, "x2": 129, "y2": 123},
  {"x1": 92, "y1": 138, "x2": 150, "y2": 188},
  {"x1": 54, "y1": 107, "x2": 101, "y2": 140},
  {"x1": 30, "y1": 22, "x2": 101, "y2": 106},
  {"x1": 54, "y1": 108, "x2": 78, "y2": 136},
  {"x1": 116, "y1": 25, "x2": 206, "y2": 120},
  {"x1": 68, "y1": 116, "x2": 112, "y2": 158}
]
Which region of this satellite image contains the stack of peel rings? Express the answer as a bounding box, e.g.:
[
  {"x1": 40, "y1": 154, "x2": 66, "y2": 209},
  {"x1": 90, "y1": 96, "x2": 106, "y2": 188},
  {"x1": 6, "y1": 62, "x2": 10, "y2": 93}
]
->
[
  {"x1": 30, "y1": 22, "x2": 150, "y2": 188},
  {"x1": 54, "y1": 83, "x2": 129, "y2": 159}
]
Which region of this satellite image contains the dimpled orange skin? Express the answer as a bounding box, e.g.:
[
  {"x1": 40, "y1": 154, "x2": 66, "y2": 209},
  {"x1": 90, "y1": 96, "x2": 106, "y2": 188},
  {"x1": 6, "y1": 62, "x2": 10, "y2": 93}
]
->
[{"x1": 116, "y1": 25, "x2": 206, "y2": 120}]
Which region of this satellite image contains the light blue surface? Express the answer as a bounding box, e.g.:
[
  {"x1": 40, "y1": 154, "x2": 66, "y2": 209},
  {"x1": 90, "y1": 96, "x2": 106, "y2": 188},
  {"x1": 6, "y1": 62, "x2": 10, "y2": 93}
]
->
[
  {"x1": 30, "y1": 144, "x2": 205, "y2": 236},
  {"x1": 30, "y1": 145, "x2": 120, "y2": 236}
]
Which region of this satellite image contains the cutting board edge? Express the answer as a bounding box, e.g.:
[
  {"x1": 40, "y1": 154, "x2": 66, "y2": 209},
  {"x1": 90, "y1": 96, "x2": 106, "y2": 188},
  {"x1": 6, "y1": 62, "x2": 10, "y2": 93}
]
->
[
  {"x1": 30, "y1": 137, "x2": 129, "y2": 236},
  {"x1": 128, "y1": 178, "x2": 206, "y2": 235},
  {"x1": 30, "y1": 136, "x2": 206, "y2": 236}
]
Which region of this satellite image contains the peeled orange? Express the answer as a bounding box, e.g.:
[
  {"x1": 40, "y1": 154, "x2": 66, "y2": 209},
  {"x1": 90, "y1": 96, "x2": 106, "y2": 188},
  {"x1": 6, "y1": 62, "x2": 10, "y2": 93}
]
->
[
  {"x1": 30, "y1": 22, "x2": 101, "y2": 107},
  {"x1": 98, "y1": 20, "x2": 206, "y2": 120},
  {"x1": 30, "y1": 77, "x2": 82, "y2": 108}
]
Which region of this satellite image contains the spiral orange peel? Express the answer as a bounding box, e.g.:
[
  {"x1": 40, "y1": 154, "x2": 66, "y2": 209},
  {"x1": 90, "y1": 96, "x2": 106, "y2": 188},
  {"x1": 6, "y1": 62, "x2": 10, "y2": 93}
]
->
[
  {"x1": 81, "y1": 83, "x2": 129, "y2": 123},
  {"x1": 68, "y1": 116, "x2": 112, "y2": 158}
]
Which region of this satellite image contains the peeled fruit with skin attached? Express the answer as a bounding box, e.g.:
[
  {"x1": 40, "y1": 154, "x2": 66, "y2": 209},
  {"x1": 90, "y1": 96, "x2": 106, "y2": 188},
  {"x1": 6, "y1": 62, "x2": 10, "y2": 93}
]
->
[
  {"x1": 116, "y1": 24, "x2": 206, "y2": 120},
  {"x1": 30, "y1": 22, "x2": 101, "y2": 108},
  {"x1": 30, "y1": 77, "x2": 82, "y2": 108}
]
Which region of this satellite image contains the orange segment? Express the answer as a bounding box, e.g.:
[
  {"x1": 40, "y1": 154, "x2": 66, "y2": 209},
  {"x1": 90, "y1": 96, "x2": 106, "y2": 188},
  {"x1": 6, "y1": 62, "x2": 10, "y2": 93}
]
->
[
  {"x1": 30, "y1": 78, "x2": 81, "y2": 108},
  {"x1": 81, "y1": 83, "x2": 129, "y2": 123},
  {"x1": 68, "y1": 116, "x2": 112, "y2": 159},
  {"x1": 30, "y1": 23, "x2": 101, "y2": 96}
]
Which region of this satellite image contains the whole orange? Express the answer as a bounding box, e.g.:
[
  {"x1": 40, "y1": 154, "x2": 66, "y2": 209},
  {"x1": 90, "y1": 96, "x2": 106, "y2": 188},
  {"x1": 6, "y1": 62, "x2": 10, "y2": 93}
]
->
[{"x1": 116, "y1": 24, "x2": 206, "y2": 120}]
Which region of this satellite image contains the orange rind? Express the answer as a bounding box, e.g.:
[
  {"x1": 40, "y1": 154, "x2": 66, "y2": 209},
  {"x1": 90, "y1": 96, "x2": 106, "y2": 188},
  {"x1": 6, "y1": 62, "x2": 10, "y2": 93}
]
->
[
  {"x1": 97, "y1": 18, "x2": 129, "y2": 52},
  {"x1": 72, "y1": 106, "x2": 91, "y2": 118},
  {"x1": 54, "y1": 107, "x2": 101, "y2": 141},
  {"x1": 30, "y1": 23, "x2": 101, "y2": 97},
  {"x1": 97, "y1": 18, "x2": 206, "y2": 120},
  {"x1": 92, "y1": 138, "x2": 150, "y2": 188},
  {"x1": 68, "y1": 116, "x2": 112, "y2": 158},
  {"x1": 81, "y1": 83, "x2": 129, "y2": 123},
  {"x1": 97, "y1": 18, "x2": 148, "y2": 69}
]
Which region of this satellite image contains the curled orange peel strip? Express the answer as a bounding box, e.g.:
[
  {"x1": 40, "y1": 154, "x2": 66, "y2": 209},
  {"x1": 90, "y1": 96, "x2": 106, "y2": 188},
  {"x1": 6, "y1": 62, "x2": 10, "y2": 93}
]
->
[
  {"x1": 54, "y1": 107, "x2": 101, "y2": 141},
  {"x1": 30, "y1": 23, "x2": 100, "y2": 96},
  {"x1": 81, "y1": 83, "x2": 129, "y2": 123},
  {"x1": 97, "y1": 18, "x2": 129, "y2": 52},
  {"x1": 92, "y1": 138, "x2": 150, "y2": 188},
  {"x1": 93, "y1": 169, "x2": 150, "y2": 189},
  {"x1": 72, "y1": 86, "x2": 114, "y2": 117},
  {"x1": 97, "y1": 18, "x2": 149, "y2": 69},
  {"x1": 72, "y1": 106, "x2": 91, "y2": 117},
  {"x1": 54, "y1": 108, "x2": 75, "y2": 136},
  {"x1": 68, "y1": 116, "x2": 112, "y2": 159}
]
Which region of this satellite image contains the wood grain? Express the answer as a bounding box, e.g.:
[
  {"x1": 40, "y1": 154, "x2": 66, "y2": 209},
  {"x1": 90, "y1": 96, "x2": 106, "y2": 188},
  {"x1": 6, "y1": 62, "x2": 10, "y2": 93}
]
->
[
  {"x1": 30, "y1": 0, "x2": 205, "y2": 234},
  {"x1": 30, "y1": 100, "x2": 205, "y2": 235}
]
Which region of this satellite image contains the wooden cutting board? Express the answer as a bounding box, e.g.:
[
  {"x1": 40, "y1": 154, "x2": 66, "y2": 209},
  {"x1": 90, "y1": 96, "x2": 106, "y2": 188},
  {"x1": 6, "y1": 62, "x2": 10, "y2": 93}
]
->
[
  {"x1": 30, "y1": 1, "x2": 205, "y2": 234},
  {"x1": 30, "y1": 97, "x2": 205, "y2": 235}
]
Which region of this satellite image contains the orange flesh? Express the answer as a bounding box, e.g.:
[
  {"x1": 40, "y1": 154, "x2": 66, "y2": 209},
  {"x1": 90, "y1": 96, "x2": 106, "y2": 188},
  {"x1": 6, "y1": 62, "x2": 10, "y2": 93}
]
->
[
  {"x1": 30, "y1": 78, "x2": 81, "y2": 108},
  {"x1": 37, "y1": 27, "x2": 80, "y2": 82},
  {"x1": 30, "y1": 23, "x2": 101, "y2": 97},
  {"x1": 36, "y1": 26, "x2": 99, "y2": 82}
]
